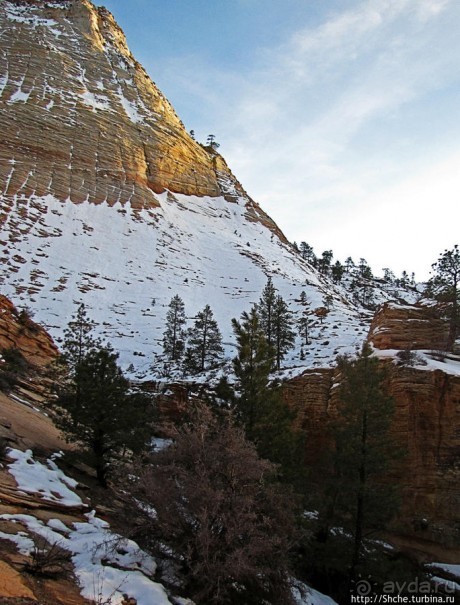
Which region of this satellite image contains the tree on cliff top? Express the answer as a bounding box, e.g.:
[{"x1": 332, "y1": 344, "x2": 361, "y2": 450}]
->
[{"x1": 428, "y1": 244, "x2": 460, "y2": 350}]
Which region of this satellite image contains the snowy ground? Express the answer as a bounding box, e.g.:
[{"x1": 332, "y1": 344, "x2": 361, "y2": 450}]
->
[
  {"x1": 0, "y1": 191, "x2": 371, "y2": 376},
  {"x1": 1, "y1": 448, "x2": 338, "y2": 605}
]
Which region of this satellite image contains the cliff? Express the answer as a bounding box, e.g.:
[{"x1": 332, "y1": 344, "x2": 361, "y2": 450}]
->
[
  {"x1": 282, "y1": 302, "x2": 460, "y2": 542},
  {"x1": 0, "y1": 0, "x2": 281, "y2": 234},
  {"x1": 0, "y1": 294, "x2": 58, "y2": 367},
  {"x1": 368, "y1": 301, "x2": 450, "y2": 351}
]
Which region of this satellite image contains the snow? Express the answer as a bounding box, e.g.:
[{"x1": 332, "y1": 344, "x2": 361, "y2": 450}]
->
[
  {"x1": 118, "y1": 89, "x2": 145, "y2": 124},
  {"x1": 374, "y1": 348, "x2": 460, "y2": 377},
  {"x1": 7, "y1": 448, "x2": 84, "y2": 508},
  {"x1": 8, "y1": 89, "x2": 31, "y2": 103},
  {"x1": 428, "y1": 563, "x2": 460, "y2": 579},
  {"x1": 81, "y1": 90, "x2": 111, "y2": 112},
  {"x1": 430, "y1": 576, "x2": 460, "y2": 593},
  {"x1": 0, "y1": 191, "x2": 370, "y2": 374},
  {"x1": 293, "y1": 581, "x2": 339, "y2": 605},
  {"x1": 1, "y1": 449, "x2": 173, "y2": 604}
]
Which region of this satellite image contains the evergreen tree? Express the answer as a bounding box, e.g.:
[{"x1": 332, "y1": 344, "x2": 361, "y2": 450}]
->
[
  {"x1": 163, "y1": 295, "x2": 187, "y2": 361},
  {"x1": 428, "y1": 244, "x2": 460, "y2": 349},
  {"x1": 331, "y1": 260, "x2": 345, "y2": 284},
  {"x1": 358, "y1": 258, "x2": 373, "y2": 279},
  {"x1": 344, "y1": 256, "x2": 355, "y2": 274},
  {"x1": 299, "y1": 290, "x2": 308, "y2": 306},
  {"x1": 206, "y1": 134, "x2": 220, "y2": 150},
  {"x1": 317, "y1": 345, "x2": 401, "y2": 579},
  {"x1": 298, "y1": 294, "x2": 311, "y2": 346},
  {"x1": 52, "y1": 346, "x2": 152, "y2": 486},
  {"x1": 231, "y1": 308, "x2": 304, "y2": 487},
  {"x1": 272, "y1": 295, "x2": 295, "y2": 371},
  {"x1": 300, "y1": 241, "x2": 316, "y2": 266},
  {"x1": 185, "y1": 305, "x2": 224, "y2": 373},
  {"x1": 258, "y1": 277, "x2": 277, "y2": 348},
  {"x1": 61, "y1": 303, "x2": 101, "y2": 369},
  {"x1": 231, "y1": 307, "x2": 274, "y2": 440},
  {"x1": 298, "y1": 313, "x2": 311, "y2": 347},
  {"x1": 318, "y1": 250, "x2": 333, "y2": 275}
]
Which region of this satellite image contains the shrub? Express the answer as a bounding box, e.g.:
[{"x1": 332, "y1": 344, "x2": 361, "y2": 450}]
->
[
  {"x1": 396, "y1": 348, "x2": 427, "y2": 367},
  {"x1": 24, "y1": 536, "x2": 72, "y2": 577},
  {"x1": 125, "y1": 404, "x2": 298, "y2": 604}
]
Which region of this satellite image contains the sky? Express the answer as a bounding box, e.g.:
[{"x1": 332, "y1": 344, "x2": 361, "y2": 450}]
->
[{"x1": 95, "y1": 0, "x2": 460, "y2": 281}]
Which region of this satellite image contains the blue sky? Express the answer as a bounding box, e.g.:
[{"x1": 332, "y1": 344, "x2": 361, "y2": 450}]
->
[{"x1": 96, "y1": 0, "x2": 460, "y2": 280}]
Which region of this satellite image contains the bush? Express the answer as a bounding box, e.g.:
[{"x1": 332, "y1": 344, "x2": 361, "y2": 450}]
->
[
  {"x1": 24, "y1": 536, "x2": 72, "y2": 577},
  {"x1": 396, "y1": 348, "x2": 427, "y2": 367},
  {"x1": 124, "y1": 404, "x2": 298, "y2": 604},
  {"x1": 0, "y1": 347, "x2": 29, "y2": 392}
]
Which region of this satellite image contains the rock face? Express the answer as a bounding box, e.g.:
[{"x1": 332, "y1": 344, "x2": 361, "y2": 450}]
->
[
  {"x1": 0, "y1": 294, "x2": 58, "y2": 367},
  {"x1": 0, "y1": 0, "x2": 280, "y2": 231},
  {"x1": 283, "y1": 363, "x2": 460, "y2": 542},
  {"x1": 282, "y1": 302, "x2": 460, "y2": 542},
  {"x1": 1, "y1": 0, "x2": 334, "y2": 370},
  {"x1": 368, "y1": 302, "x2": 449, "y2": 351},
  {"x1": 387, "y1": 367, "x2": 460, "y2": 538}
]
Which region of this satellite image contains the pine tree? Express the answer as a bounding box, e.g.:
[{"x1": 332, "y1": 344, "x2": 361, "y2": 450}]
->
[
  {"x1": 345, "y1": 257, "x2": 355, "y2": 274},
  {"x1": 258, "y1": 277, "x2": 277, "y2": 348},
  {"x1": 272, "y1": 295, "x2": 295, "y2": 371},
  {"x1": 428, "y1": 244, "x2": 460, "y2": 349},
  {"x1": 331, "y1": 260, "x2": 344, "y2": 284},
  {"x1": 318, "y1": 344, "x2": 401, "y2": 578},
  {"x1": 358, "y1": 258, "x2": 373, "y2": 279},
  {"x1": 51, "y1": 346, "x2": 152, "y2": 486},
  {"x1": 299, "y1": 242, "x2": 316, "y2": 266},
  {"x1": 163, "y1": 295, "x2": 187, "y2": 361},
  {"x1": 232, "y1": 308, "x2": 304, "y2": 487},
  {"x1": 206, "y1": 134, "x2": 220, "y2": 150},
  {"x1": 231, "y1": 307, "x2": 274, "y2": 440},
  {"x1": 298, "y1": 293, "x2": 311, "y2": 346},
  {"x1": 61, "y1": 303, "x2": 101, "y2": 370},
  {"x1": 318, "y1": 250, "x2": 333, "y2": 275},
  {"x1": 185, "y1": 305, "x2": 224, "y2": 373}
]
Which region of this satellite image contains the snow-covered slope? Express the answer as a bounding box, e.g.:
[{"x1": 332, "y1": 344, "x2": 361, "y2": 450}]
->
[{"x1": 0, "y1": 187, "x2": 368, "y2": 373}]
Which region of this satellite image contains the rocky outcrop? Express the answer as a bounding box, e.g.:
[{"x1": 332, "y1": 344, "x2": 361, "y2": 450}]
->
[
  {"x1": 0, "y1": 0, "x2": 282, "y2": 238},
  {"x1": 282, "y1": 363, "x2": 460, "y2": 542},
  {"x1": 368, "y1": 302, "x2": 449, "y2": 351},
  {"x1": 387, "y1": 367, "x2": 460, "y2": 535},
  {"x1": 0, "y1": 295, "x2": 58, "y2": 367}
]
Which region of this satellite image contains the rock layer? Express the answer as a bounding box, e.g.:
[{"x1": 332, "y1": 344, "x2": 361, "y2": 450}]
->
[
  {"x1": 0, "y1": 294, "x2": 58, "y2": 367},
  {"x1": 0, "y1": 0, "x2": 282, "y2": 237},
  {"x1": 368, "y1": 302, "x2": 449, "y2": 351},
  {"x1": 282, "y1": 363, "x2": 460, "y2": 542}
]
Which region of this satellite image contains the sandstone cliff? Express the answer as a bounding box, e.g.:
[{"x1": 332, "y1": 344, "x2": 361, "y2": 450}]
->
[
  {"x1": 368, "y1": 301, "x2": 450, "y2": 351},
  {"x1": 0, "y1": 0, "x2": 282, "y2": 235},
  {"x1": 280, "y1": 301, "x2": 460, "y2": 543},
  {"x1": 0, "y1": 294, "x2": 58, "y2": 367}
]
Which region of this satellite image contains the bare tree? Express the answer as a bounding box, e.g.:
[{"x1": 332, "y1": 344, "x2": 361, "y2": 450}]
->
[{"x1": 125, "y1": 404, "x2": 298, "y2": 605}]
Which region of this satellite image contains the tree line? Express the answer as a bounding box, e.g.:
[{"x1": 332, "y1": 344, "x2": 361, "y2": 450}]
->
[
  {"x1": 293, "y1": 241, "x2": 418, "y2": 308},
  {"x1": 162, "y1": 277, "x2": 333, "y2": 374}
]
